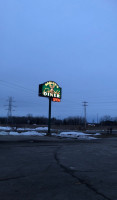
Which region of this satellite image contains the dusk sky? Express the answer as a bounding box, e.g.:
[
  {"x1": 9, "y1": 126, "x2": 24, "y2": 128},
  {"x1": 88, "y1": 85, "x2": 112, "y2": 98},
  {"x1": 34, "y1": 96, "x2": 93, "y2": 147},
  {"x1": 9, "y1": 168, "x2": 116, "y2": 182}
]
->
[{"x1": 1, "y1": 0, "x2": 117, "y2": 122}]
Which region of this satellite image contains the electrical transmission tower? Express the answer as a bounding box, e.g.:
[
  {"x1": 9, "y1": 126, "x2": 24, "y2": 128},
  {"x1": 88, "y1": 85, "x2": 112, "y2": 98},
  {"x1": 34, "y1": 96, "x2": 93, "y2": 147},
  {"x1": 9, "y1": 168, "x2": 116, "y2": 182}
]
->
[
  {"x1": 5, "y1": 97, "x2": 15, "y2": 124},
  {"x1": 82, "y1": 101, "x2": 88, "y2": 129}
]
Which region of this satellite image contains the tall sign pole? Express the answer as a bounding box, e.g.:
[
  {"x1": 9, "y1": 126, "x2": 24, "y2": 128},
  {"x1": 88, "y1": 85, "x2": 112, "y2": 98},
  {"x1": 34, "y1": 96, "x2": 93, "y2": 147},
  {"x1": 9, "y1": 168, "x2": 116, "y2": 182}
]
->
[
  {"x1": 38, "y1": 81, "x2": 62, "y2": 136},
  {"x1": 48, "y1": 97, "x2": 52, "y2": 135}
]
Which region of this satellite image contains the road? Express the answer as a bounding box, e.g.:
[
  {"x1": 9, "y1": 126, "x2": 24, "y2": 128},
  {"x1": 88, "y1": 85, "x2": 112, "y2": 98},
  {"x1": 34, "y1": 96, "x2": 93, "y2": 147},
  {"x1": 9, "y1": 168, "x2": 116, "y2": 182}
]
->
[{"x1": 0, "y1": 136, "x2": 117, "y2": 200}]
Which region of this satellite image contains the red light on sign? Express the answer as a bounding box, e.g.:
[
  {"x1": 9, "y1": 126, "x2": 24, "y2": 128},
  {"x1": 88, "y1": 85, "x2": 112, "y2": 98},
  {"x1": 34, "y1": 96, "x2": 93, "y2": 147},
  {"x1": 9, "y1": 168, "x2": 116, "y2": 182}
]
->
[{"x1": 52, "y1": 98, "x2": 61, "y2": 102}]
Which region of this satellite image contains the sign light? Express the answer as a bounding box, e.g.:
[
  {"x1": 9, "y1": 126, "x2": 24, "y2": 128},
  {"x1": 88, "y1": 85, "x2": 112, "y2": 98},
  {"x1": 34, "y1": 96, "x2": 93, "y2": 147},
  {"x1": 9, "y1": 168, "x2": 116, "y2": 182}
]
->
[
  {"x1": 52, "y1": 98, "x2": 61, "y2": 102},
  {"x1": 39, "y1": 81, "x2": 62, "y2": 100}
]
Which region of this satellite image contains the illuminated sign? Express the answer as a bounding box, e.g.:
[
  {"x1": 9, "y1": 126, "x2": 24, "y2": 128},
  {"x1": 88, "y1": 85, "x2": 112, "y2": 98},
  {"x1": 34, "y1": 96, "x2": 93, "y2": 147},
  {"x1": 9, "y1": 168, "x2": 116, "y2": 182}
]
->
[
  {"x1": 39, "y1": 81, "x2": 62, "y2": 100},
  {"x1": 52, "y1": 98, "x2": 61, "y2": 102}
]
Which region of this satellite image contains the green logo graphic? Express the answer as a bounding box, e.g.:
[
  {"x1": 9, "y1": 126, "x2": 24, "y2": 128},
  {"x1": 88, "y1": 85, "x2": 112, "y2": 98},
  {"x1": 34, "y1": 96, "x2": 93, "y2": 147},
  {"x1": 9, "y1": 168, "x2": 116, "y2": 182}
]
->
[{"x1": 39, "y1": 81, "x2": 62, "y2": 99}]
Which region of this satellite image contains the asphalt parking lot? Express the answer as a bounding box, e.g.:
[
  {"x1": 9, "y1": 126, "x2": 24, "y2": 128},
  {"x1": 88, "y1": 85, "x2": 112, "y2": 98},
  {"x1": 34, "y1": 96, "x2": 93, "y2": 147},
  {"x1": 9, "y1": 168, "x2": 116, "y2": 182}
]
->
[{"x1": 0, "y1": 136, "x2": 117, "y2": 200}]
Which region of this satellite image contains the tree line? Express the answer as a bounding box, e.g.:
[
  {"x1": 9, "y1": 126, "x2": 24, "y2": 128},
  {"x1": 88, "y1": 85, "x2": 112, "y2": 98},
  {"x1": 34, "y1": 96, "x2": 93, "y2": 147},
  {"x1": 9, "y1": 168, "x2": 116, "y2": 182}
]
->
[
  {"x1": 0, "y1": 116, "x2": 85, "y2": 126},
  {"x1": 0, "y1": 115, "x2": 117, "y2": 126}
]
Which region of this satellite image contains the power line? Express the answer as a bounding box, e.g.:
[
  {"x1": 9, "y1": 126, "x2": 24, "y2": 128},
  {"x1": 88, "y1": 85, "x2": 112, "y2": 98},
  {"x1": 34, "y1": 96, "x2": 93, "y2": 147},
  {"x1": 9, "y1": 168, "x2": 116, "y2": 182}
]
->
[
  {"x1": 0, "y1": 80, "x2": 36, "y2": 94},
  {"x1": 1, "y1": 79, "x2": 117, "y2": 105}
]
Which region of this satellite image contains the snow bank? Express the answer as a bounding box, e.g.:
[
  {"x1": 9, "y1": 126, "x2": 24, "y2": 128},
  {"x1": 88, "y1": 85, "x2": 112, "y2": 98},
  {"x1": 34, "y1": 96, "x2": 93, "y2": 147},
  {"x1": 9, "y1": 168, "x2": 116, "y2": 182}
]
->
[
  {"x1": 0, "y1": 127, "x2": 11, "y2": 131},
  {"x1": 35, "y1": 127, "x2": 48, "y2": 131},
  {"x1": 59, "y1": 132, "x2": 97, "y2": 140},
  {"x1": 0, "y1": 131, "x2": 46, "y2": 136},
  {"x1": 10, "y1": 131, "x2": 46, "y2": 136},
  {"x1": 0, "y1": 129, "x2": 99, "y2": 139},
  {"x1": 17, "y1": 127, "x2": 48, "y2": 131},
  {"x1": 0, "y1": 132, "x2": 9, "y2": 135},
  {"x1": 0, "y1": 126, "x2": 48, "y2": 131},
  {"x1": 95, "y1": 133, "x2": 101, "y2": 136}
]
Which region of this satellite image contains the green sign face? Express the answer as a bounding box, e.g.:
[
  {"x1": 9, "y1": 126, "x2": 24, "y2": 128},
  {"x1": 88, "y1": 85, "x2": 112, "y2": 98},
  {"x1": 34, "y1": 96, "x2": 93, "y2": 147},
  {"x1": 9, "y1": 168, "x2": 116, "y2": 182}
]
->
[{"x1": 39, "y1": 81, "x2": 62, "y2": 99}]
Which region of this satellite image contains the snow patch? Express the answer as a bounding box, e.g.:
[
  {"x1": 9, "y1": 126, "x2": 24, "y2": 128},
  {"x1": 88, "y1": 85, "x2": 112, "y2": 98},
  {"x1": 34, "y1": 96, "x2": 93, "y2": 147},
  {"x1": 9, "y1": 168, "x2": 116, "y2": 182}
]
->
[
  {"x1": 17, "y1": 127, "x2": 48, "y2": 131},
  {"x1": 0, "y1": 132, "x2": 9, "y2": 135},
  {"x1": 35, "y1": 127, "x2": 48, "y2": 131},
  {"x1": 10, "y1": 131, "x2": 46, "y2": 136},
  {"x1": 95, "y1": 133, "x2": 101, "y2": 136},
  {"x1": 59, "y1": 132, "x2": 97, "y2": 140},
  {"x1": 0, "y1": 127, "x2": 11, "y2": 131},
  {"x1": 0, "y1": 129, "x2": 99, "y2": 140}
]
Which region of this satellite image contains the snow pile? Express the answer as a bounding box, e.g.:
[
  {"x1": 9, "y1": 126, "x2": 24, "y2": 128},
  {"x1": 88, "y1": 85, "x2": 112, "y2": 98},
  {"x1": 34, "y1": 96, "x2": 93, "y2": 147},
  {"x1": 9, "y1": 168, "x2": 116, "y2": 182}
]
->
[
  {"x1": 59, "y1": 132, "x2": 97, "y2": 140},
  {"x1": 17, "y1": 128, "x2": 28, "y2": 131},
  {"x1": 0, "y1": 126, "x2": 48, "y2": 131},
  {"x1": 95, "y1": 133, "x2": 101, "y2": 136},
  {"x1": 17, "y1": 127, "x2": 48, "y2": 131},
  {"x1": 0, "y1": 131, "x2": 46, "y2": 136},
  {"x1": 0, "y1": 127, "x2": 11, "y2": 131},
  {"x1": 10, "y1": 131, "x2": 46, "y2": 136},
  {"x1": 0, "y1": 128, "x2": 100, "y2": 140},
  {"x1": 0, "y1": 132, "x2": 9, "y2": 135},
  {"x1": 35, "y1": 127, "x2": 48, "y2": 131}
]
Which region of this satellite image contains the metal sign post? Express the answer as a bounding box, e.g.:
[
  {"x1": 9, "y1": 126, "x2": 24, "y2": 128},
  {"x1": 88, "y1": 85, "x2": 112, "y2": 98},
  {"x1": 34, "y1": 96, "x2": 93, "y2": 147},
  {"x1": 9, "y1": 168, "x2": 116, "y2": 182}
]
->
[{"x1": 48, "y1": 97, "x2": 52, "y2": 135}]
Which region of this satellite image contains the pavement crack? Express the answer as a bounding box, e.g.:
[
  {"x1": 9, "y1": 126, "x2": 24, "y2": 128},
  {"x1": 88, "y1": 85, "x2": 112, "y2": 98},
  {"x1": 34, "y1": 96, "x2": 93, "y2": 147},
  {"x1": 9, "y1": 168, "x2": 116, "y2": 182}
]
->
[
  {"x1": 0, "y1": 164, "x2": 52, "y2": 182},
  {"x1": 0, "y1": 175, "x2": 26, "y2": 182},
  {"x1": 54, "y1": 147, "x2": 112, "y2": 200}
]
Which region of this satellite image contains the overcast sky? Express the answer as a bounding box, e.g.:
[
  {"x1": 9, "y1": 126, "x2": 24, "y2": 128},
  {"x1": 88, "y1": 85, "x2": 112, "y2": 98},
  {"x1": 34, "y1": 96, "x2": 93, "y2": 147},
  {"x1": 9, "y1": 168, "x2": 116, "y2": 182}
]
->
[{"x1": 1, "y1": 0, "x2": 117, "y2": 122}]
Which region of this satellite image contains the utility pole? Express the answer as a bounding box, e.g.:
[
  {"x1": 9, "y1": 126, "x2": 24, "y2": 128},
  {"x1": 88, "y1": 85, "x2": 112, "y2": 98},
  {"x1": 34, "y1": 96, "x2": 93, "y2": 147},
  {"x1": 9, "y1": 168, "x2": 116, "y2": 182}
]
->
[
  {"x1": 82, "y1": 101, "x2": 88, "y2": 129},
  {"x1": 97, "y1": 113, "x2": 99, "y2": 124},
  {"x1": 5, "y1": 97, "x2": 15, "y2": 124}
]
